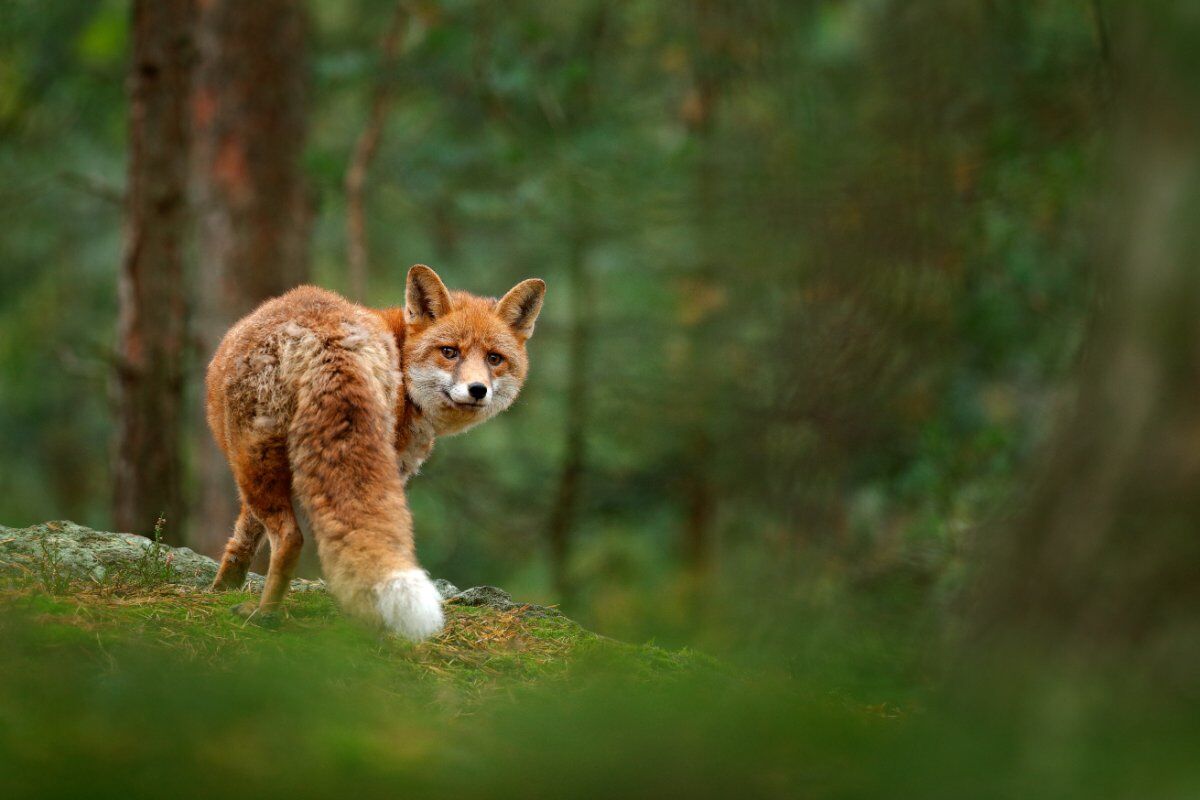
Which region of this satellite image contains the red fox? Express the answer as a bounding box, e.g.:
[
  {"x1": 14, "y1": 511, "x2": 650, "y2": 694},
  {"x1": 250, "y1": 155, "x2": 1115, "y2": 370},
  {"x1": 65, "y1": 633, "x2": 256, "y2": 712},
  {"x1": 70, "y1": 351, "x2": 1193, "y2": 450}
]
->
[{"x1": 205, "y1": 265, "x2": 545, "y2": 640}]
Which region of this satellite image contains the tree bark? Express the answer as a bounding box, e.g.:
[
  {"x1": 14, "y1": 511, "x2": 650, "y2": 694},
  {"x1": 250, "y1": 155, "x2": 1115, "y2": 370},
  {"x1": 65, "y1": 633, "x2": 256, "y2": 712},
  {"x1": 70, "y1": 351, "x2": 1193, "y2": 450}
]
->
[
  {"x1": 113, "y1": 0, "x2": 196, "y2": 543},
  {"x1": 345, "y1": 2, "x2": 409, "y2": 302},
  {"x1": 191, "y1": 0, "x2": 311, "y2": 553}
]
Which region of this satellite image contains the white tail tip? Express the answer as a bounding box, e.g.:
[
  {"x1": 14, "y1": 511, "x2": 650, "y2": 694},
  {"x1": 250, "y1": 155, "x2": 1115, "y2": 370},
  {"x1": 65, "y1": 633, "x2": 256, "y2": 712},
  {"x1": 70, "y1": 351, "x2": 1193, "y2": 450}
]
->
[{"x1": 375, "y1": 569, "x2": 445, "y2": 641}]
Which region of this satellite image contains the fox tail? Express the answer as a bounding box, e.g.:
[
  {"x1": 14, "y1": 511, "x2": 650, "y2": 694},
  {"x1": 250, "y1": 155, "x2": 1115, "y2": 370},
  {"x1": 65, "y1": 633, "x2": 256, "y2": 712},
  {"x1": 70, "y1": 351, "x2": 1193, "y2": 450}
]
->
[{"x1": 287, "y1": 335, "x2": 444, "y2": 641}]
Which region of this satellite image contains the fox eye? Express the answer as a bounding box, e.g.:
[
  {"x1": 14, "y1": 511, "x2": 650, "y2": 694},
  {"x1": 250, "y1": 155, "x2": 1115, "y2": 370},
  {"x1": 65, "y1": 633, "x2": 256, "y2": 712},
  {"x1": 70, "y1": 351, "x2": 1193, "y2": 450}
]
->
[
  {"x1": 440, "y1": 346, "x2": 459, "y2": 360},
  {"x1": 486, "y1": 352, "x2": 504, "y2": 367}
]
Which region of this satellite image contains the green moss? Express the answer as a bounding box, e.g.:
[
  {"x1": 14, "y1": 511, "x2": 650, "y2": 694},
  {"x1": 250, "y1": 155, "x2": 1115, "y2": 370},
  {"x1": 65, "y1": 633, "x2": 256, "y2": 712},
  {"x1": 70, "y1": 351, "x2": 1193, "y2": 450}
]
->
[
  {"x1": 0, "y1": 579, "x2": 728, "y2": 798},
  {"x1": 0, "y1": 579, "x2": 698, "y2": 691}
]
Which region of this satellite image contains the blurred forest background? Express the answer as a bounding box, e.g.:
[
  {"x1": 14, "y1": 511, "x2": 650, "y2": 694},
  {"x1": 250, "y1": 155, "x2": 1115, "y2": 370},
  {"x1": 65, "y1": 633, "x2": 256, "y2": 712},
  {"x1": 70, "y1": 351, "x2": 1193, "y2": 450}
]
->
[{"x1": 0, "y1": 0, "x2": 1166, "y2": 646}]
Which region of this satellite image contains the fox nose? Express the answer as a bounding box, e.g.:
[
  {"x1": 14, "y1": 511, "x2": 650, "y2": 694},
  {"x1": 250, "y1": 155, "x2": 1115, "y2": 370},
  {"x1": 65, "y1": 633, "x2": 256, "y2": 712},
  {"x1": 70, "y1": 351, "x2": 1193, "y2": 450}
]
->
[{"x1": 467, "y1": 382, "x2": 488, "y2": 400}]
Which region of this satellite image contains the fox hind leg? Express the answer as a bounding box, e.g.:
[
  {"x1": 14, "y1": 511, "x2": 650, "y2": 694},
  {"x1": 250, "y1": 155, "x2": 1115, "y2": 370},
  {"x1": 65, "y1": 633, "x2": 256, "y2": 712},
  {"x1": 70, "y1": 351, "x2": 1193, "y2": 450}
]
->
[
  {"x1": 211, "y1": 503, "x2": 266, "y2": 590},
  {"x1": 245, "y1": 508, "x2": 303, "y2": 618},
  {"x1": 228, "y1": 511, "x2": 301, "y2": 626},
  {"x1": 224, "y1": 438, "x2": 303, "y2": 623}
]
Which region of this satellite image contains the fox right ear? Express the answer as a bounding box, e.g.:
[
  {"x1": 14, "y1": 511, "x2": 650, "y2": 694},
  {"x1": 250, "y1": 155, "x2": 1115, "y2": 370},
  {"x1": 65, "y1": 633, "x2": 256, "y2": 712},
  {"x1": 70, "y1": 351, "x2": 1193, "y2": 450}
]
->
[{"x1": 405, "y1": 265, "x2": 452, "y2": 324}]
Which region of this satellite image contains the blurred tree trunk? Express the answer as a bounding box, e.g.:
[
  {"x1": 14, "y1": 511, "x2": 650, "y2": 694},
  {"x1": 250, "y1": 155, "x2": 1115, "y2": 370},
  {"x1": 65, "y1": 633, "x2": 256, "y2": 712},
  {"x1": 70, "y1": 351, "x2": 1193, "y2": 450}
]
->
[
  {"x1": 542, "y1": 5, "x2": 608, "y2": 603},
  {"x1": 344, "y1": 2, "x2": 409, "y2": 302},
  {"x1": 678, "y1": 0, "x2": 726, "y2": 576},
  {"x1": 545, "y1": 189, "x2": 592, "y2": 602},
  {"x1": 680, "y1": 141, "x2": 717, "y2": 575},
  {"x1": 113, "y1": 0, "x2": 196, "y2": 543},
  {"x1": 191, "y1": 0, "x2": 311, "y2": 553},
  {"x1": 975, "y1": 8, "x2": 1200, "y2": 672}
]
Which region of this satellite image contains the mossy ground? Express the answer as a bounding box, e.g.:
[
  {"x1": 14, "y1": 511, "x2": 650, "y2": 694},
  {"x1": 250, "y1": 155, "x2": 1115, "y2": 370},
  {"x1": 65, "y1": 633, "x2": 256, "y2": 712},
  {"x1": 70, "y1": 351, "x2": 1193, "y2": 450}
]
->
[
  {"x1": 0, "y1": 571, "x2": 724, "y2": 798},
  {"x1": 3, "y1": 561, "x2": 1198, "y2": 799},
  {"x1": 0, "y1": 575, "x2": 705, "y2": 701}
]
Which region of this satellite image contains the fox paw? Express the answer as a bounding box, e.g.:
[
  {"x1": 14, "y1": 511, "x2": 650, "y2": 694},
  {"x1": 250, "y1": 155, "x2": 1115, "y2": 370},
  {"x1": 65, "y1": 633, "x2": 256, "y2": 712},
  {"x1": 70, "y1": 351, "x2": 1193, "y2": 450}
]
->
[
  {"x1": 230, "y1": 601, "x2": 282, "y2": 628},
  {"x1": 211, "y1": 578, "x2": 243, "y2": 592}
]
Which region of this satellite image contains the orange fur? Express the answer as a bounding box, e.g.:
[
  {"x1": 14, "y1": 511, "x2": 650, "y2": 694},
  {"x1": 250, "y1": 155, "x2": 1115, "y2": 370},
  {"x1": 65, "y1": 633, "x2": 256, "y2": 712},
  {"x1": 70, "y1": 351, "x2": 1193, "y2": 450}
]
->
[{"x1": 206, "y1": 265, "x2": 545, "y2": 639}]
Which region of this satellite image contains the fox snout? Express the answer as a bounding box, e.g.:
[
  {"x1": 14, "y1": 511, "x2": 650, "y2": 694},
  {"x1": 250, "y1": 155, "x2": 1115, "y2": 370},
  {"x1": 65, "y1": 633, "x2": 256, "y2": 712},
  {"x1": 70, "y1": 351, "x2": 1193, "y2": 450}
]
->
[
  {"x1": 443, "y1": 353, "x2": 493, "y2": 406},
  {"x1": 449, "y1": 379, "x2": 491, "y2": 405}
]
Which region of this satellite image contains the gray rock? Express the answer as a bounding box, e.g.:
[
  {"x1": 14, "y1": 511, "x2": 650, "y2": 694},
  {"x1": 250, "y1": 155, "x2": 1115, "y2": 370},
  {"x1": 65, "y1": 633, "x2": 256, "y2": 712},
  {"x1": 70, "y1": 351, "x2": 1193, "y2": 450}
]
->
[
  {"x1": 0, "y1": 520, "x2": 322, "y2": 591},
  {"x1": 246, "y1": 573, "x2": 327, "y2": 593},
  {"x1": 433, "y1": 578, "x2": 460, "y2": 599},
  {"x1": 0, "y1": 520, "x2": 218, "y2": 587},
  {"x1": 447, "y1": 584, "x2": 559, "y2": 618},
  {"x1": 449, "y1": 584, "x2": 516, "y2": 608}
]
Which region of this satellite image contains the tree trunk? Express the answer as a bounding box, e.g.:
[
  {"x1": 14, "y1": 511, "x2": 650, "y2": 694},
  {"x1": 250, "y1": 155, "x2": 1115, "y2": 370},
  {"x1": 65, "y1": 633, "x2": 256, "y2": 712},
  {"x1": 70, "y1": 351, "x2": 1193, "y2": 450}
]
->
[
  {"x1": 113, "y1": 0, "x2": 196, "y2": 543},
  {"x1": 541, "y1": 6, "x2": 609, "y2": 604},
  {"x1": 191, "y1": 0, "x2": 311, "y2": 553},
  {"x1": 678, "y1": 0, "x2": 724, "y2": 575},
  {"x1": 680, "y1": 138, "x2": 718, "y2": 576},
  {"x1": 545, "y1": 193, "x2": 592, "y2": 603},
  {"x1": 974, "y1": 8, "x2": 1200, "y2": 674}
]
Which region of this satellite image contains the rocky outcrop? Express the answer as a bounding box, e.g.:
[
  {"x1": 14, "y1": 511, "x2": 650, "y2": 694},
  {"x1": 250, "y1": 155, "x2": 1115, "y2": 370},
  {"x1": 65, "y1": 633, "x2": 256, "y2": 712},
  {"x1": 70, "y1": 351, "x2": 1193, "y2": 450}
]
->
[
  {"x1": 447, "y1": 584, "x2": 559, "y2": 617},
  {"x1": 0, "y1": 521, "x2": 550, "y2": 612},
  {"x1": 0, "y1": 520, "x2": 325, "y2": 591}
]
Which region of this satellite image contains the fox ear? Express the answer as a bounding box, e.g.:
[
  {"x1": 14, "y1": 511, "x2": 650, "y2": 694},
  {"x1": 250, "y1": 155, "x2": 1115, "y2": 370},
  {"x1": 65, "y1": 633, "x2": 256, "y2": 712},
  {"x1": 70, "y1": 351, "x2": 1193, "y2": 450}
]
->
[
  {"x1": 496, "y1": 278, "x2": 546, "y2": 339},
  {"x1": 405, "y1": 265, "x2": 452, "y2": 324}
]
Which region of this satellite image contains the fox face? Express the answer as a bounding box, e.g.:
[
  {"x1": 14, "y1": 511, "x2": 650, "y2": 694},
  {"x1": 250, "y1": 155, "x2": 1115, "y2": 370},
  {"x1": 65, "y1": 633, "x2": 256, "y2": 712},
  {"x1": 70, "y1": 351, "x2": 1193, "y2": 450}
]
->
[{"x1": 402, "y1": 265, "x2": 545, "y2": 435}]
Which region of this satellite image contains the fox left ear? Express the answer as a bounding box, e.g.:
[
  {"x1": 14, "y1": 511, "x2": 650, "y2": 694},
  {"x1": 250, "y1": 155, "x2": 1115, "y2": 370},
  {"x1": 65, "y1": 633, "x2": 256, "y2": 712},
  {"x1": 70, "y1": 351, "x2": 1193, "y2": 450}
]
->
[{"x1": 496, "y1": 278, "x2": 546, "y2": 339}]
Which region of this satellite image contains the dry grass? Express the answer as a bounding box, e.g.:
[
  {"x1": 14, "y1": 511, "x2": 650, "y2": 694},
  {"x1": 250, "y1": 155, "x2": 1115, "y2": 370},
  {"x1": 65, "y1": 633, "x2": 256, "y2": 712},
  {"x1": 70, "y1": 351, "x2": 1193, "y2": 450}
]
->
[{"x1": 418, "y1": 604, "x2": 582, "y2": 679}]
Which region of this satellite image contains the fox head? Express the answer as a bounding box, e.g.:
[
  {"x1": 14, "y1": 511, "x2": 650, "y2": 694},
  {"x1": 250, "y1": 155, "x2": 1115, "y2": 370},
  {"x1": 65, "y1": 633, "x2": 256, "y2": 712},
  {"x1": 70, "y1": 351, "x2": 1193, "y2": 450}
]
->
[{"x1": 401, "y1": 264, "x2": 546, "y2": 435}]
